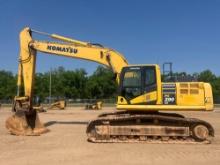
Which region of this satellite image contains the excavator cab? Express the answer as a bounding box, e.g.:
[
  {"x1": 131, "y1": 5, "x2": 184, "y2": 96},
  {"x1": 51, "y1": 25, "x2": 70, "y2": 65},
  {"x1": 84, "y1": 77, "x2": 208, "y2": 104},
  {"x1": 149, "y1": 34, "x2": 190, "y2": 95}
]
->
[{"x1": 118, "y1": 65, "x2": 160, "y2": 106}]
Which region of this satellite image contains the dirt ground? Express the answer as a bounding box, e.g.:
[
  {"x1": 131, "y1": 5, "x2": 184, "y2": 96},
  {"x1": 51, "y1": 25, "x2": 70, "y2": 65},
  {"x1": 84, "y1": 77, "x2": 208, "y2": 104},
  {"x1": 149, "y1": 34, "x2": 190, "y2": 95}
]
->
[{"x1": 0, "y1": 107, "x2": 220, "y2": 165}]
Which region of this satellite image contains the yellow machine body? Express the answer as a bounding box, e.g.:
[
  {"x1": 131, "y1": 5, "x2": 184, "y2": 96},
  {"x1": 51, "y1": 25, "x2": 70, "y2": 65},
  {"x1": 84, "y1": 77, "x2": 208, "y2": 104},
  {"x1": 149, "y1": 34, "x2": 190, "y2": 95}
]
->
[
  {"x1": 117, "y1": 82, "x2": 213, "y2": 111},
  {"x1": 117, "y1": 65, "x2": 213, "y2": 111},
  {"x1": 85, "y1": 101, "x2": 103, "y2": 110},
  {"x1": 49, "y1": 100, "x2": 66, "y2": 110}
]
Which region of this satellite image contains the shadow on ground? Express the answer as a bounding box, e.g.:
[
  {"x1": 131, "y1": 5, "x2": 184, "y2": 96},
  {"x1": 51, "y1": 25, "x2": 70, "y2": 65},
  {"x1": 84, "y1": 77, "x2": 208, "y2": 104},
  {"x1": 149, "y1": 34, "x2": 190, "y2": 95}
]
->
[{"x1": 44, "y1": 121, "x2": 88, "y2": 127}]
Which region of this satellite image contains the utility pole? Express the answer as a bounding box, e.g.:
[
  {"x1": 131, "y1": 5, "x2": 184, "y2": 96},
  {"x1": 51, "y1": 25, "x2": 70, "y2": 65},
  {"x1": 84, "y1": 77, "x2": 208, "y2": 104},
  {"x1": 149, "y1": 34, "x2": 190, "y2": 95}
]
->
[{"x1": 49, "y1": 68, "x2": 52, "y2": 104}]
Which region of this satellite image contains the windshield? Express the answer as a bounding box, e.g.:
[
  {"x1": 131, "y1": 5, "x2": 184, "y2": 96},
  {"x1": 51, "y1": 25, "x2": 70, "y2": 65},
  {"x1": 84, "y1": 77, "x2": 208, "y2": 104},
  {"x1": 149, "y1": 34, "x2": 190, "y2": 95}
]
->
[
  {"x1": 121, "y1": 69, "x2": 142, "y2": 100},
  {"x1": 123, "y1": 70, "x2": 141, "y2": 87}
]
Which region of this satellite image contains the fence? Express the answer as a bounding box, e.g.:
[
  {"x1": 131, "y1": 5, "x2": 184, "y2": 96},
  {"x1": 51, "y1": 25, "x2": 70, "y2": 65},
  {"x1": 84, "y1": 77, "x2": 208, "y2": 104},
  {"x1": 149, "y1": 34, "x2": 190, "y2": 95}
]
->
[
  {"x1": 0, "y1": 98, "x2": 117, "y2": 107},
  {"x1": 1, "y1": 98, "x2": 220, "y2": 107}
]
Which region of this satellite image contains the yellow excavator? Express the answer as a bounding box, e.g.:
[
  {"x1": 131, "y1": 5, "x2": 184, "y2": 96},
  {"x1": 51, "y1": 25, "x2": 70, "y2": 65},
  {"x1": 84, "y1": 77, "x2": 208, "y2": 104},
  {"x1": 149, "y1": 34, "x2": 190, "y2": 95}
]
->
[
  {"x1": 85, "y1": 101, "x2": 103, "y2": 110},
  {"x1": 49, "y1": 100, "x2": 66, "y2": 110},
  {"x1": 6, "y1": 27, "x2": 214, "y2": 143}
]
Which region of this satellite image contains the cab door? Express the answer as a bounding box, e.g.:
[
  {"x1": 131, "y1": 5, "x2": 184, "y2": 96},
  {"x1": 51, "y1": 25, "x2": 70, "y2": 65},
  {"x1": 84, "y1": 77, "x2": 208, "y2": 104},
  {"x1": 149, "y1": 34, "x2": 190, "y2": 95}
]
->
[{"x1": 119, "y1": 66, "x2": 143, "y2": 104}]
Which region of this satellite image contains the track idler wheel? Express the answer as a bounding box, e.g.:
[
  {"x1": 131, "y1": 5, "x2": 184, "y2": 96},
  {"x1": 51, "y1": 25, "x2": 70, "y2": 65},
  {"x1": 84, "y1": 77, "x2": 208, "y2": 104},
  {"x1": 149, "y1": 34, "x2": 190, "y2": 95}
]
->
[
  {"x1": 5, "y1": 110, "x2": 49, "y2": 136},
  {"x1": 192, "y1": 124, "x2": 210, "y2": 142}
]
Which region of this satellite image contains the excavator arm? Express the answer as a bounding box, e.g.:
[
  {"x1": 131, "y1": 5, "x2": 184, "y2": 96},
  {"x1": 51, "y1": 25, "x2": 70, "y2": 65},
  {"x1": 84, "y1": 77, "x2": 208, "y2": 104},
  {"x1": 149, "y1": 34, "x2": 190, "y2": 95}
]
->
[{"x1": 6, "y1": 27, "x2": 128, "y2": 135}]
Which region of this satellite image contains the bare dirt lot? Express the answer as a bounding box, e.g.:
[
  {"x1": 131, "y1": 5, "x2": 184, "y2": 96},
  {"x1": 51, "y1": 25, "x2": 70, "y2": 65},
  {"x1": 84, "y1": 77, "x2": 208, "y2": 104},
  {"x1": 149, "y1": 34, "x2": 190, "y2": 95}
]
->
[{"x1": 0, "y1": 107, "x2": 220, "y2": 165}]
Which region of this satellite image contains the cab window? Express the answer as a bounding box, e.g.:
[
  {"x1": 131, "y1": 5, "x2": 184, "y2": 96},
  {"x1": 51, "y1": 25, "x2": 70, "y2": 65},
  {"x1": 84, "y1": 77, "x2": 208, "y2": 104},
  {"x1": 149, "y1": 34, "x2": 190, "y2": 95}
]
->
[
  {"x1": 123, "y1": 70, "x2": 141, "y2": 87},
  {"x1": 145, "y1": 68, "x2": 156, "y2": 86}
]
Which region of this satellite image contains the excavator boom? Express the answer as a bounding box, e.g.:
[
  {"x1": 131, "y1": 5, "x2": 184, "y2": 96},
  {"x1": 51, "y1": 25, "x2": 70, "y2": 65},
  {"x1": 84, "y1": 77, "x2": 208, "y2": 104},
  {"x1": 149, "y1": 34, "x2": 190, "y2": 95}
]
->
[{"x1": 6, "y1": 27, "x2": 128, "y2": 136}]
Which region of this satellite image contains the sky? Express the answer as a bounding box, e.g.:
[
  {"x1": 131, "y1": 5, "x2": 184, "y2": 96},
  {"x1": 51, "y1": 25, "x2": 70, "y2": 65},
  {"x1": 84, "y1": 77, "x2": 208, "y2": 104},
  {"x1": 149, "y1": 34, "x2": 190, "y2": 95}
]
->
[{"x1": 0, "y1": 0, "x2": 220, "y2": 75}]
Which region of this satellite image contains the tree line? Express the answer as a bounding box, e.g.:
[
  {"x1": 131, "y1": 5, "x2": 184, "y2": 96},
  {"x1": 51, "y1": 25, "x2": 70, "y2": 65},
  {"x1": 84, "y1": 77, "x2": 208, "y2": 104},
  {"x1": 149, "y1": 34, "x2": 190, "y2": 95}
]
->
[
  {"x1": 0, "y1": 66, "x2": 117, "y2": 103},
  {"x1": 0, "y1": 66, "x2": 219, "y2": 103}
]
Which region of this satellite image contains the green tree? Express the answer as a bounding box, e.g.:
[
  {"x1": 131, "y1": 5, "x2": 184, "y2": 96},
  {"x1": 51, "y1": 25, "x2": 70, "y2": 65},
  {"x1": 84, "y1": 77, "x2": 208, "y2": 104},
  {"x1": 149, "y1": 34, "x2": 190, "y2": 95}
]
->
[
  {"x1": 34, "y1": 67, "x2": 88, "y2": 100},
  {"x1": 198, "y1": 70, "x2": 220, "y2": 103},
  {"x1": 0, "y1": 70, "x2": 16, "y2": 100},
  {"x1": 34, "y1": 72, "x2": 50, "y2": 101},
  {"x1": 61, "y1": 68, "x2": 87, "y2": 98},
  {"x1": 2, "y1": 67, "x2": 219, "y2": 103},
  {"x1": 198, "y1": 70, "x2": 216, "y2": 82},
  {"x1": 86, "y1": 66, "x2": 117, "y2": 99},
  {"x1": 212, "y1": 77, "x2": 220, "y2": 102}
]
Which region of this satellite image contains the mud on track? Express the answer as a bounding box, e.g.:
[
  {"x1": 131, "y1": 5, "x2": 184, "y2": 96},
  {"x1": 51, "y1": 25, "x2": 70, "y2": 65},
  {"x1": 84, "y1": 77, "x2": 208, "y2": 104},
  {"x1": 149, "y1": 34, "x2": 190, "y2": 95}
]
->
[{"x1": 0, "y1": 107, "x2": 220, "y2": 165}]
